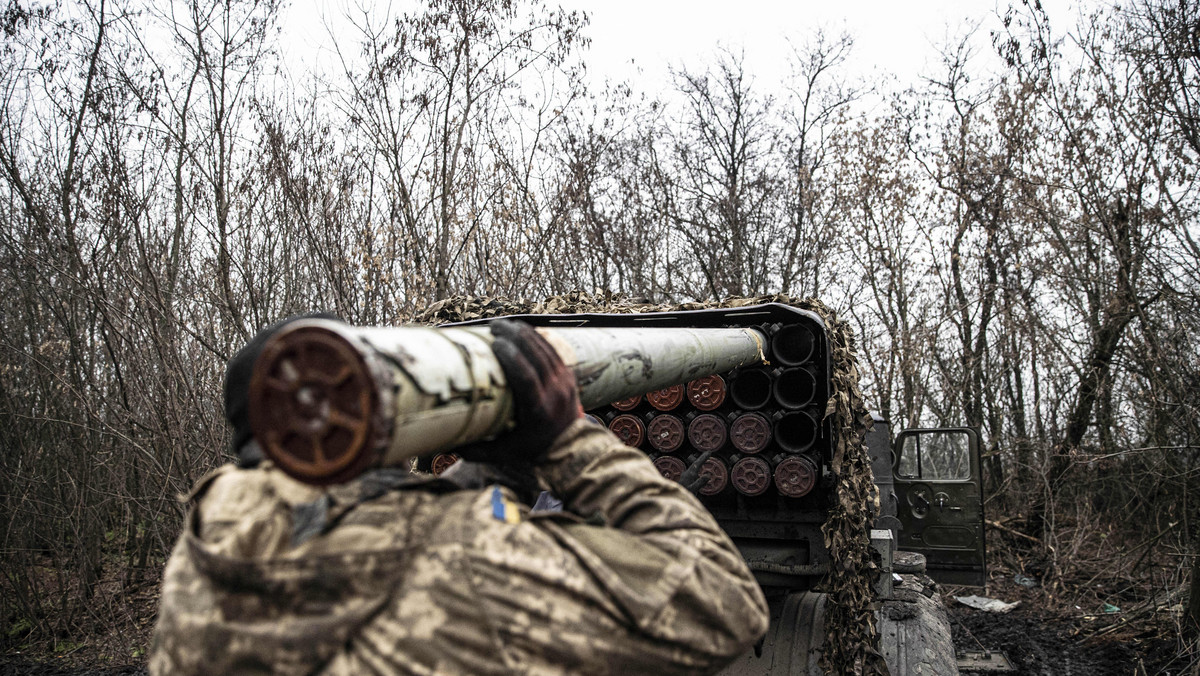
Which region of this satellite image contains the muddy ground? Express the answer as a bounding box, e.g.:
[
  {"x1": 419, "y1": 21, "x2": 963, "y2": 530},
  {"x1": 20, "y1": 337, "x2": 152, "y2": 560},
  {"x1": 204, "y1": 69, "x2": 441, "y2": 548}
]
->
[
  {"x1": 950, "y1": 602, "x2": 1144, "y2": 676},
  {"x1": 948, "y1": 578, "x2": 1189, "y2": 676}
]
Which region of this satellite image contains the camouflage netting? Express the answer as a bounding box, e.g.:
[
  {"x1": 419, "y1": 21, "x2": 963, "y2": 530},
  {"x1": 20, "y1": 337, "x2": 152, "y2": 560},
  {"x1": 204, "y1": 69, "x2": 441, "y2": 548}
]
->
[{"x1": 412, "y1": 292, "x2": 888, "y2": 676}]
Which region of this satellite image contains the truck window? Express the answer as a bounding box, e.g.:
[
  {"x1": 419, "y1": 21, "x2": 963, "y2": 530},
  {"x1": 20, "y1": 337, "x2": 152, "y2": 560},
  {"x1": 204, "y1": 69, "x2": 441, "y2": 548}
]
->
[{"x1": 896, "y1": 431, "x2": 971, "y2": 481}]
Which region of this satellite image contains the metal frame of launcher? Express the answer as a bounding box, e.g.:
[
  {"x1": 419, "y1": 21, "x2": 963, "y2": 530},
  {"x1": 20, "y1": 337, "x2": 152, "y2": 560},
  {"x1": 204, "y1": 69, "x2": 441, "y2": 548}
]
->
[{"x1": 427, "y1": 303, "x2": 838, "y2": 592}]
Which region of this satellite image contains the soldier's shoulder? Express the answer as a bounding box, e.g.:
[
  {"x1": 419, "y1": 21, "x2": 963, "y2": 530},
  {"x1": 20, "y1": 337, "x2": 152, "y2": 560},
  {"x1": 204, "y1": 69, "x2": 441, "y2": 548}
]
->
[{"x1": 194, "y1": 462, "x2": 321, "y2": 514}]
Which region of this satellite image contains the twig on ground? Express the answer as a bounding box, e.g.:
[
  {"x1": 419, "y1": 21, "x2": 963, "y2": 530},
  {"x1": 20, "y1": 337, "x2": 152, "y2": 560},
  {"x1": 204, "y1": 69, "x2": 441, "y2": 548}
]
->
[{"x1": 987, "y1": 519, "x2": 1042, "y2": 545}]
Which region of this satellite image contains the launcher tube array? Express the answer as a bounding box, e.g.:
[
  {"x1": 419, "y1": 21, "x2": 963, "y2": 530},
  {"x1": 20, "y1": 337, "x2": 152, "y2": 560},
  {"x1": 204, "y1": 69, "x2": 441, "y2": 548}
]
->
[{"x1": 575, "y1": 321, "x2": 829, "y2": 501}]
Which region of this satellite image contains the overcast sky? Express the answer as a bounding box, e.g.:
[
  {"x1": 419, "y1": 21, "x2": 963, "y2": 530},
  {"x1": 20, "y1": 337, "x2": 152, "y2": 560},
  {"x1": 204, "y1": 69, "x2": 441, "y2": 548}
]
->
[{"x1": 282, "y1": 0, "x2": 1104, "y2": 93}]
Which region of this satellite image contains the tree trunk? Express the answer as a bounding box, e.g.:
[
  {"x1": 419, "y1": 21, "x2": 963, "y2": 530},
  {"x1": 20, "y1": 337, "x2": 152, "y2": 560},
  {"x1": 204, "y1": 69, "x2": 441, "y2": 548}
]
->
[{"x1": 1188, "y1": 543, "x2": 1200, "y2": 636}]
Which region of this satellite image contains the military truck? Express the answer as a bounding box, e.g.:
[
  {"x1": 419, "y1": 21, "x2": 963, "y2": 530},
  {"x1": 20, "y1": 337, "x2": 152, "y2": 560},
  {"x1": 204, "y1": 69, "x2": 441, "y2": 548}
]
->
[
  {"x1": 445, "y1": 302, "x2": 988, "y2": 675},
  {"x1": 249, "y1": 300, "x2": 988, "y2": 674}
]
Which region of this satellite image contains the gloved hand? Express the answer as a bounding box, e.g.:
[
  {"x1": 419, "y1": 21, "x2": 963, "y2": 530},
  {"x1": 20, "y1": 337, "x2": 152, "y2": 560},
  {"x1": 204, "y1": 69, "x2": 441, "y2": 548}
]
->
[
  {"x1": 680, "y1": 448, "x2": 717, "y2": 495},
  {"x1": 459, "y1": 319, "x2": 582, "y2": 465},
  {"x1": 224, "y1": 312, "x2": 342, "y2": 464}
]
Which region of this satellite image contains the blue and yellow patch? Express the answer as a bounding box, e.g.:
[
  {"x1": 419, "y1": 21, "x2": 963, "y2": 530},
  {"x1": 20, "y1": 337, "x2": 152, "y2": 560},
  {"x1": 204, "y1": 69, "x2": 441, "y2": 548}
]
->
[{"x1": 491, "y1": 485, "x2": 522, "y2": 525}]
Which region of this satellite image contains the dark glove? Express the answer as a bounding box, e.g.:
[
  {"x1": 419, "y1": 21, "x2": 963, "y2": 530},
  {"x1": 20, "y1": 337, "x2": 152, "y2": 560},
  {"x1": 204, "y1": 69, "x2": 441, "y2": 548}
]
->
[
  {"x1": 458, "y1": 319, "x2": 582, "y2": 464},
  {"x1": 680, "y1": 448, "x2": 717, "y2": 495},
  {"x1": 224, "y1": 312, "x2": 342, "y2": 464}
]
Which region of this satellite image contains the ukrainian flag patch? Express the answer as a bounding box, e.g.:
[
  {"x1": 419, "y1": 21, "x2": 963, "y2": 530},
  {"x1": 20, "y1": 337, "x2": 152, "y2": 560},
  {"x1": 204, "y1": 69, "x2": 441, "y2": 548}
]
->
[{"x1": 491, "y1": 485, "x2": 521, "y2": 524}]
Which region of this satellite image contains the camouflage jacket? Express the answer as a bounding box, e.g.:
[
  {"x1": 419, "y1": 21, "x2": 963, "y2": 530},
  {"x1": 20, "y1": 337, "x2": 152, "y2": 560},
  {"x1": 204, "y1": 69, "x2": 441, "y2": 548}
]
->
[{"x1": 149, "y1": 420, "x2": 769, "y2": 675}]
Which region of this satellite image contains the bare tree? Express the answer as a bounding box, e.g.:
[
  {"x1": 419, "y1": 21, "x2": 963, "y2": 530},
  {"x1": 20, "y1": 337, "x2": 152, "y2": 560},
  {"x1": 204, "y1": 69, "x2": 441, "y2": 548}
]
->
[
  {"x1": 836, "y1": 109, "x2": 937, "y2": 431},
  {"x1": 660, "y1": 50, "x2": 783, "y2": 298},
  {"x1": 336, "y1": 0, "x2": 587, "y2": 307},
  {"x1": 550, "y1": 93, "x2": 680, "y2": 298},
  {"x1": 984, "y1": 4, "x2": 1200, "y2": 591},
  {"x1": 778, "y1": 29, "x2": 862, "y2": 297}
]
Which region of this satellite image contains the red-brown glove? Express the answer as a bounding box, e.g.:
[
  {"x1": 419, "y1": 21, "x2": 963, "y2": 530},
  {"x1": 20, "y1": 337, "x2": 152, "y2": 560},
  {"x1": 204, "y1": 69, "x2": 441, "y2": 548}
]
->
[{"x1": 459, "y1": 319, "x2": 582, "y2": 464}]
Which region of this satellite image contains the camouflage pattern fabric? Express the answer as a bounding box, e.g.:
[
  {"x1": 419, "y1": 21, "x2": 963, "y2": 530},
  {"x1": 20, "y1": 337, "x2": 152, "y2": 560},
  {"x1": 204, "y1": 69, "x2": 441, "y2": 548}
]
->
[
  {"x1": 149, "y1": 419, "x2": 769, "y2": 675},
  {"x1": 417, "y1": 293, "x2": 887, "y2": 676}
]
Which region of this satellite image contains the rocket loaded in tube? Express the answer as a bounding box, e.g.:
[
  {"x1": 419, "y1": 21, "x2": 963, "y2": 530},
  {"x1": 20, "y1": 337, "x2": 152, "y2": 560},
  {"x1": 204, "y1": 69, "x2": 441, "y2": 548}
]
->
[{"x1": 246, "y1": 319, "x2": 768, "y2": 485}]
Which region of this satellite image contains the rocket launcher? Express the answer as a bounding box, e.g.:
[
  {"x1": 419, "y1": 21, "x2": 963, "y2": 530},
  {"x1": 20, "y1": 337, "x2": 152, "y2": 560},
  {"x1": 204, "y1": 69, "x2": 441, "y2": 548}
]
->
[{"x1": 247, "y1": 319, "x2": 767, "y2": 484}]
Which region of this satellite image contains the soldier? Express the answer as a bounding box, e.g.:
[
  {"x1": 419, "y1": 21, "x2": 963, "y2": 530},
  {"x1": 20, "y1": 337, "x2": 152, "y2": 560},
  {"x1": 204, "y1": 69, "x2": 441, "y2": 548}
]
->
[{"x1": 149, "y1": 318, "x2": 769, "y2": 675}]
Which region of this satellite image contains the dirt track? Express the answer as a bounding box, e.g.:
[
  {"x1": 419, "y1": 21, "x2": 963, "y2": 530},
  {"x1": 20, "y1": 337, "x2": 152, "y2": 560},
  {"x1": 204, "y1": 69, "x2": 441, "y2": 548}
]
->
[{"x1": 949, "y1": 602, "x2": 1143, "y2": 676}]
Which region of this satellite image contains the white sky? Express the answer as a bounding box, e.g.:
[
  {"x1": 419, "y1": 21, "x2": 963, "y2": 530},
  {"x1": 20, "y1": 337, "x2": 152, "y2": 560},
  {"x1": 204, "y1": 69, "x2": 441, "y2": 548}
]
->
[
  {"x1": 282, "y1": 0, "x2": 1104, "y2": 93},
  {"x1": 559, "y1": 0, "x2": 1000, "y2": 89}
]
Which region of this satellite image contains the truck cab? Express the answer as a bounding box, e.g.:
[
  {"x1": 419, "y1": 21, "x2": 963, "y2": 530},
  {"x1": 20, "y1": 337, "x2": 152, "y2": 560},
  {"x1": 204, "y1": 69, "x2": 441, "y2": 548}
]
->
[{"x1": 870, "y1": 417, "x2": 987, "y2": 587}]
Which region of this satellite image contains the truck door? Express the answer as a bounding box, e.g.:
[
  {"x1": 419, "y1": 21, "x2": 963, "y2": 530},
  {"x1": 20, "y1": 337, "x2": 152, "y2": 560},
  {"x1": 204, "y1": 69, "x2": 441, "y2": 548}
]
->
[{"x1": 892, "y1": 428, "x2": 986, "y2": 586}]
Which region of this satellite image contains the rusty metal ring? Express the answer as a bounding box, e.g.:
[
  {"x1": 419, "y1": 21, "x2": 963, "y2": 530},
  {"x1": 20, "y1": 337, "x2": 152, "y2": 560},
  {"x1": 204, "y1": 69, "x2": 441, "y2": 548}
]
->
[
  {"x1": 431, "y1": 453, "x2": 460, "y2": 476},
  {"x1": 697, "y1": 457, "x2": 729, "y2": 496},
  {"x1": 653, "y1": 455, "x2": 687, "y2": 482},
  {"x1": 249, "y1": 323, "x2": 381, "y2": 485},
  {"x1": 687, "y1": 413, "x2": 727, "y2": 452},
  {"x1": 646, "y1": 384, "x2": 685, "y2": 411},
  {"x1": 609, "y1": 414, "x2": 646, "y2": 448},
  {"x1": 775, "y1": 455, "x2": 818, "y2": 498},
  {"x1": 732, "y1": 456, "x2": 772, "y2": 497},
  {"x1": 647, "y1": 414, "x2": 685, "y2": 453},
  {"x1": 611, "y1": 395, "x2": 643, "y2": 411},
  {"x1": 687, "y1": 374, "x2": 727, "y2": 411},
  {"x1": 730, "y1": 412, "x2": 771, "y2": 454}
]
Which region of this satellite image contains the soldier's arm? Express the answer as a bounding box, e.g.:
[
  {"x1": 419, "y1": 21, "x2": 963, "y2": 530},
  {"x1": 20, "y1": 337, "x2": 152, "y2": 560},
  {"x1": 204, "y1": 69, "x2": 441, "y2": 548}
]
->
[
  {"x1": 472, "y1": 319, "x2": 767, "y2": 671},
  {"x1": 531, "y1": 419, "x2": 769, "y2": 668}
]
